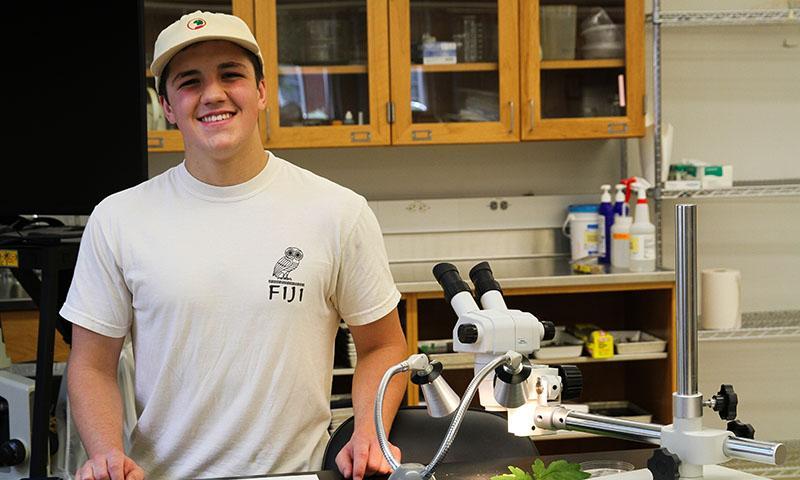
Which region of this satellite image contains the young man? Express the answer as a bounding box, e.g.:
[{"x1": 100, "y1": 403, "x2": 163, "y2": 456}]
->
[{"x1": 63, "y1": 11, "x2": 407, "y2": 479}]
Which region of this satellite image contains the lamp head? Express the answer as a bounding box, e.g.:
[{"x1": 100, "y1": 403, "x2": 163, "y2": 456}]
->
[
  {"x1": 493, "y1": 358, "x2": 532, "y2": 408},
  {"x1": 411, "y1": 360, "x2": 460, "y2": 417}
]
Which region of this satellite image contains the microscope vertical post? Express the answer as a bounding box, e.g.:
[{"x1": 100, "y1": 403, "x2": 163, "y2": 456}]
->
[
  {"x1": 672, "y1": 203, "x2": 705, "y2": 478},
  {"x1": 675, "y1": 204, "x2": 698, "y2": 398}
]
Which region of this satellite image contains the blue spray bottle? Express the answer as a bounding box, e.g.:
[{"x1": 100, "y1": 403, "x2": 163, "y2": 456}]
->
[{"x1": 598, "y1": 184, "x2": 614, "y2": 264}]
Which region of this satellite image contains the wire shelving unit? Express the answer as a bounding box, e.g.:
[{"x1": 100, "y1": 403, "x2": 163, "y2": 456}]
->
[{"x1": 651, "y1": 1, "x2": 800, "y2": 265}]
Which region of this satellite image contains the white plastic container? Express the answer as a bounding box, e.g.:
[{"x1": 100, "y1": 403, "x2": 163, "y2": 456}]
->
[
  {"x1": 562, "y1": 204, "x2": 599, "y2": 261},
  {"x1": 629, "y1": 183, "x2": 655, "y2": 272},
  {"x1": 540, "y1": 5, "x2": 577, "y2": 60},
  {"x1": 610, "y1": 215, "x2": 632, "y2": 269}
]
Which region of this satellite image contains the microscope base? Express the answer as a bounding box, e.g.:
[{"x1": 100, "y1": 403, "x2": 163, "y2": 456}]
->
[{"x1": 602, "y1": 465, "x2": 766, "y2": 479}]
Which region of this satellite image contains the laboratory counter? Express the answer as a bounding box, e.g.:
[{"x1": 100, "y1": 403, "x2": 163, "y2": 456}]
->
[
  {"x1": 208, "y1": 448, "x2": 656, "y2": 480},
  {"x1": 391, "y1": 258, "x2": 675, "y2": 294}
]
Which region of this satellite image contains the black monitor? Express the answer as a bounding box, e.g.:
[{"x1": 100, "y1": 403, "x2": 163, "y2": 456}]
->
[{"x1": 2, "y1": 0, "x2": 148, "y2": 217}]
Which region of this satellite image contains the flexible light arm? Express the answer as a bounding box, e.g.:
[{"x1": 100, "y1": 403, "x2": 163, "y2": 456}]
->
[
  {"x1": 374, "y1": 352, "x2": 521, "y2": 479},
  {"x1": 422, "y1": 352, "x2": 516, "y2": 477}
]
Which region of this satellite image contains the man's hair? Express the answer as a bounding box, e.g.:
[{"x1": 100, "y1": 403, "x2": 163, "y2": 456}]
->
[{"x1": 158, "y1": 47, "x2": 264, "y2": 104}]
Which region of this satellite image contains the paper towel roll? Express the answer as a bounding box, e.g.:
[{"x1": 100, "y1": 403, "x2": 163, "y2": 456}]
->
[{"x1": 701, "y1": 268, "x2": 741, "y2": 330}]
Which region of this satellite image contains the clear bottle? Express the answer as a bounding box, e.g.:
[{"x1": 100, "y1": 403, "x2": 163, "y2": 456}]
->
[
  {"x1": 611, "y1": 214, "x2": 632, "y2": 269},
  {"x1": 629, "y1": 183, "x2": 656, "y2": 272}
]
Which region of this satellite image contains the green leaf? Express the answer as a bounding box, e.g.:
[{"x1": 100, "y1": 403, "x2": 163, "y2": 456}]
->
[
  {"x1": 537, "y1": 459, "x2": 591, "y2": 480},
  {"x1": 491, "y1": 465, "x2": 532, "y2": 480},
  {"x1": 532, "y1": 459, "x2": 546, "y2": 478}
]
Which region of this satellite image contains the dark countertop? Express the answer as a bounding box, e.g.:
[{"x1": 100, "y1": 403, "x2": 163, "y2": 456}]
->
[{"x1": 207, "y1": 448, "x2": 655, "y2": 480}]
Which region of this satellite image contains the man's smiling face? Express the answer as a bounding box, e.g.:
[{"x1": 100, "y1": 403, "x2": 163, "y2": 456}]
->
[{"x1": 160, "y1": 40, "x2": 266, "y2": 159}]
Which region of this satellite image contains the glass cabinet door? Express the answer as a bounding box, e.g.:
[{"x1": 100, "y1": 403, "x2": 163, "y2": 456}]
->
[
  {"x1": 256, "y1": 0, "x2": 390, "y2": 148},
  {"x1": 521, "y1": 0, "x2": 645, "y2": 140},
  {"x1": 144, "y1": 0, "x2": 249, "y2": 152},
  {"x1": 390, "y1": 0, "x2": 519, "y2": 145}
]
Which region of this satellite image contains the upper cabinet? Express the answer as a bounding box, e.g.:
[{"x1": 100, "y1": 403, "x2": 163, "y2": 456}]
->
[
  {"x1": 389, "y1": 0, "x2": 520, "y2": 145},
  {"x1": 520, "y1": 0, "x2": 645, "y2": 140},
  {"x1": 255, "y1": 0, "x2": 391, "y2": 147},
  {"x1": 145, "y1": 0, "x2": 645, "y2": 151},
  {"x1": 144, "y1": 0, "x2": 254, "y2": 153}
]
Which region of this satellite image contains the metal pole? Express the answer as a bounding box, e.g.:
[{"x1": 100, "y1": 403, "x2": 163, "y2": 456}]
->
[
  {"x1": 675, "y1": 204, "x2": 698, "y2": 396},
  {"x1": 565, "y1": 411, "x2": 662, "y2": 444},
  {"x1": 724, "y1": 438, "x2": 787, "y2": 466},
  {"x1": 653, "y1": 0, "x2": 664, "y2": 268}
]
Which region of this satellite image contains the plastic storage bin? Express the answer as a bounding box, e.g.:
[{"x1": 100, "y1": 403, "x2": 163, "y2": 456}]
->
[
  {"x1": 534, "y1": 327, "x2": 584, "y2": 359},
  {"x1": 608, "y1": 330, "x2": 666, "y2": 355},
  {"x1": 540, "y1": 5, "x2": 577, "y2": 60}
]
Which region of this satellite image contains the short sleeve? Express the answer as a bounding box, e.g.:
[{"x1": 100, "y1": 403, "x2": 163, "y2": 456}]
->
[
  {"x1": 335, "y1": 201, "x2": 401, "y2": 326},
  {"x1": 59, "y1": 206, "x2": 132, "y2": 338}
]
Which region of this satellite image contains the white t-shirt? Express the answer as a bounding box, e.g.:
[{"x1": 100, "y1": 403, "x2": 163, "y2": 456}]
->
[{"x1": 60, "y1": 152, "x2": 401, "y2": 478}]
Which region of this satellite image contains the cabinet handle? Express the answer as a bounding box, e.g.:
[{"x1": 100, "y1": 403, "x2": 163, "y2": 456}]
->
[
  {"x1": 529, "y1": 100, "x2": 535, "y2": 132},
  {"x1": 147, "y1": 136, "x2": 164, "y2": 149},
  {"x1": 508, "y1": 101, "x2": 515, "y2": 133},
  {"x1": 351, "y1": 131, "x2": 371, "y2": 143},
  {"x1": 265, "y1": 107, "x2": 271, "y2": 141}
]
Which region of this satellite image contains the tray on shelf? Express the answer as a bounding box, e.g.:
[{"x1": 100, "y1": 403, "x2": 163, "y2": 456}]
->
[
  {"x1": 534, "y1": 327, "x2": 585, "y2": 359},
  {"x1": 608, "y1": 330, "x2": 667, "y2": 355}
]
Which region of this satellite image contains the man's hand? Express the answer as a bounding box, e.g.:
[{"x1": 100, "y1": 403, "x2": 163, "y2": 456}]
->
[
  {"x1": 74, "y1": 449, "x2": 145, "y2": 480},
  {"x1": 335, "y1": 429, "x2": 401, "y2": 480}
]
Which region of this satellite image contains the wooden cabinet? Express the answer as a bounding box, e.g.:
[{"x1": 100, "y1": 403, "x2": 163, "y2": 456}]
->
[
  {"x1": 400, "y1": 279, "x2": 675, "y2": 453},
  {"x1": 521, "y1": 0, "x2": 645, "y2": 140},
  {"x1": 255, "y1": 0, "x2": 391, "y2": 147},
  {"x1": 145, "y1": 0, "x2": 645, "y2": 150},
  {"x1": 389, "y1": 0, "x2": 520, "y2": 145},
  {"x1": 144, "y1": 0, "x2": 254, "y2": 153}
]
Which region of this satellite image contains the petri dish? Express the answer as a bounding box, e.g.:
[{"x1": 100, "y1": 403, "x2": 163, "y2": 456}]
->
[{"x1": 579, "y1": 460, "x2": 636, "y2": 477}]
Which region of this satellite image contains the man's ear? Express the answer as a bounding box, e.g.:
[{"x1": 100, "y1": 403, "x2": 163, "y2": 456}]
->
[
  {"x1": 160, "y1": 95, "x2": 176, "y2": 124},
  {"x1": 257, "y1": 78, "x2": 267, "y2": 111}
]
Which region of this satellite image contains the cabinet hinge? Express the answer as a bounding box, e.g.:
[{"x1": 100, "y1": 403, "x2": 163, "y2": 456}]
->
[{"x1": 387, "y1": 101, "x2": 395, "y2": 124}]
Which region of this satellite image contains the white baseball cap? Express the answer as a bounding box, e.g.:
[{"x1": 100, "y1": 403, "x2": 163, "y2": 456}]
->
[{"x1": 151, "y1": 10, "x2": 263, "y2": 92}]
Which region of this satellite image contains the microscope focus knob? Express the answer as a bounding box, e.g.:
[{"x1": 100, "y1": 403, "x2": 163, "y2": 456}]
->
[
  {"x1": 0, "y1": 439, "x2": 26, "y2": 467},
  {"x1": 647, "y1": 447, "x2": 681, "y2": 480},
  {"x1": 541, "y1": 321, "x2": 556, "y2": 341},
  {"x1": 457, "y1": 324, "x2": 479, "y2": 344},
  {"x1": 557, "y1": 364, "x2": 583, "y2": 400},
  {"x1": 712, "y1": 384, "x2": 738, "y2": 421},
  {"x1": 727, "y1": 420, "x2": 756, "y2": 439}
]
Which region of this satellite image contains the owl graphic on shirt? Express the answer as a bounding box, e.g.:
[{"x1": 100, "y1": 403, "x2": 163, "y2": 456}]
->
[{"x1": 273, "y1": 247, "x2": 304, "y2": 280}]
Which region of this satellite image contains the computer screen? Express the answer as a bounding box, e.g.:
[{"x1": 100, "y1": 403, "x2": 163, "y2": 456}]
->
[{"x1": 2, "y1": 0, "x2": 148, "y2": 217}]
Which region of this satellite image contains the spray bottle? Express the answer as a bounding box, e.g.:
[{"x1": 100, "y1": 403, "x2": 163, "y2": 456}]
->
[
  {"x1": 613, "y1": 183, "x2": 628, "y2": 218},
  {"x1": 629, "y1": 180, "x2": 656, "y2": 272},
  {"x1": 597, "y1": 185, "x2": 614, "y2": 264}
]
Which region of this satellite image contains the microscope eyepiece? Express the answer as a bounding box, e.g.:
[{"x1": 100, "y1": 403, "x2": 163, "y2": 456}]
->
[
  {"x1": 468, "y1": 261, "x2": 503, "y2": 299},
  {"x1": 433, "y1": 263, "x2": 472, "y2": 303}
]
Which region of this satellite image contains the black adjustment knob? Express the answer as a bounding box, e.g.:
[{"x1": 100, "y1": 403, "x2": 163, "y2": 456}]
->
[
  {"x1": 541, "y1": 321, "x2": 556, "y2": 341},
  {"x1": 0, "y1": 439, "x2": 26, "y2": 467},
  {"x1": 411, "y1": 360, "x2": 445, "y2": 386},
  {"x1": 557, "y1": 364, "x2": 583, "y2": 400},
  {"x1": 647, "y1": 447, "x2": 681, "y2": 480},
  {"x1": 727, "y1": 420, "x2": 755, "y2": 439},
  {"x1": 711, "y1": 384, "x2": 738, "y2": 421},
  {"x1": 457, "y1": 324, "x2": 479, "y2": 344}
]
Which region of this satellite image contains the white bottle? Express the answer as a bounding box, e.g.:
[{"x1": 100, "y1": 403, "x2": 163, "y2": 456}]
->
[
  {"x1": 629, "y1": 183, "x2": 656, "y2": 272},
  {"x1": 611, "y1": 214, "x2": 632, "y2": 269}
]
